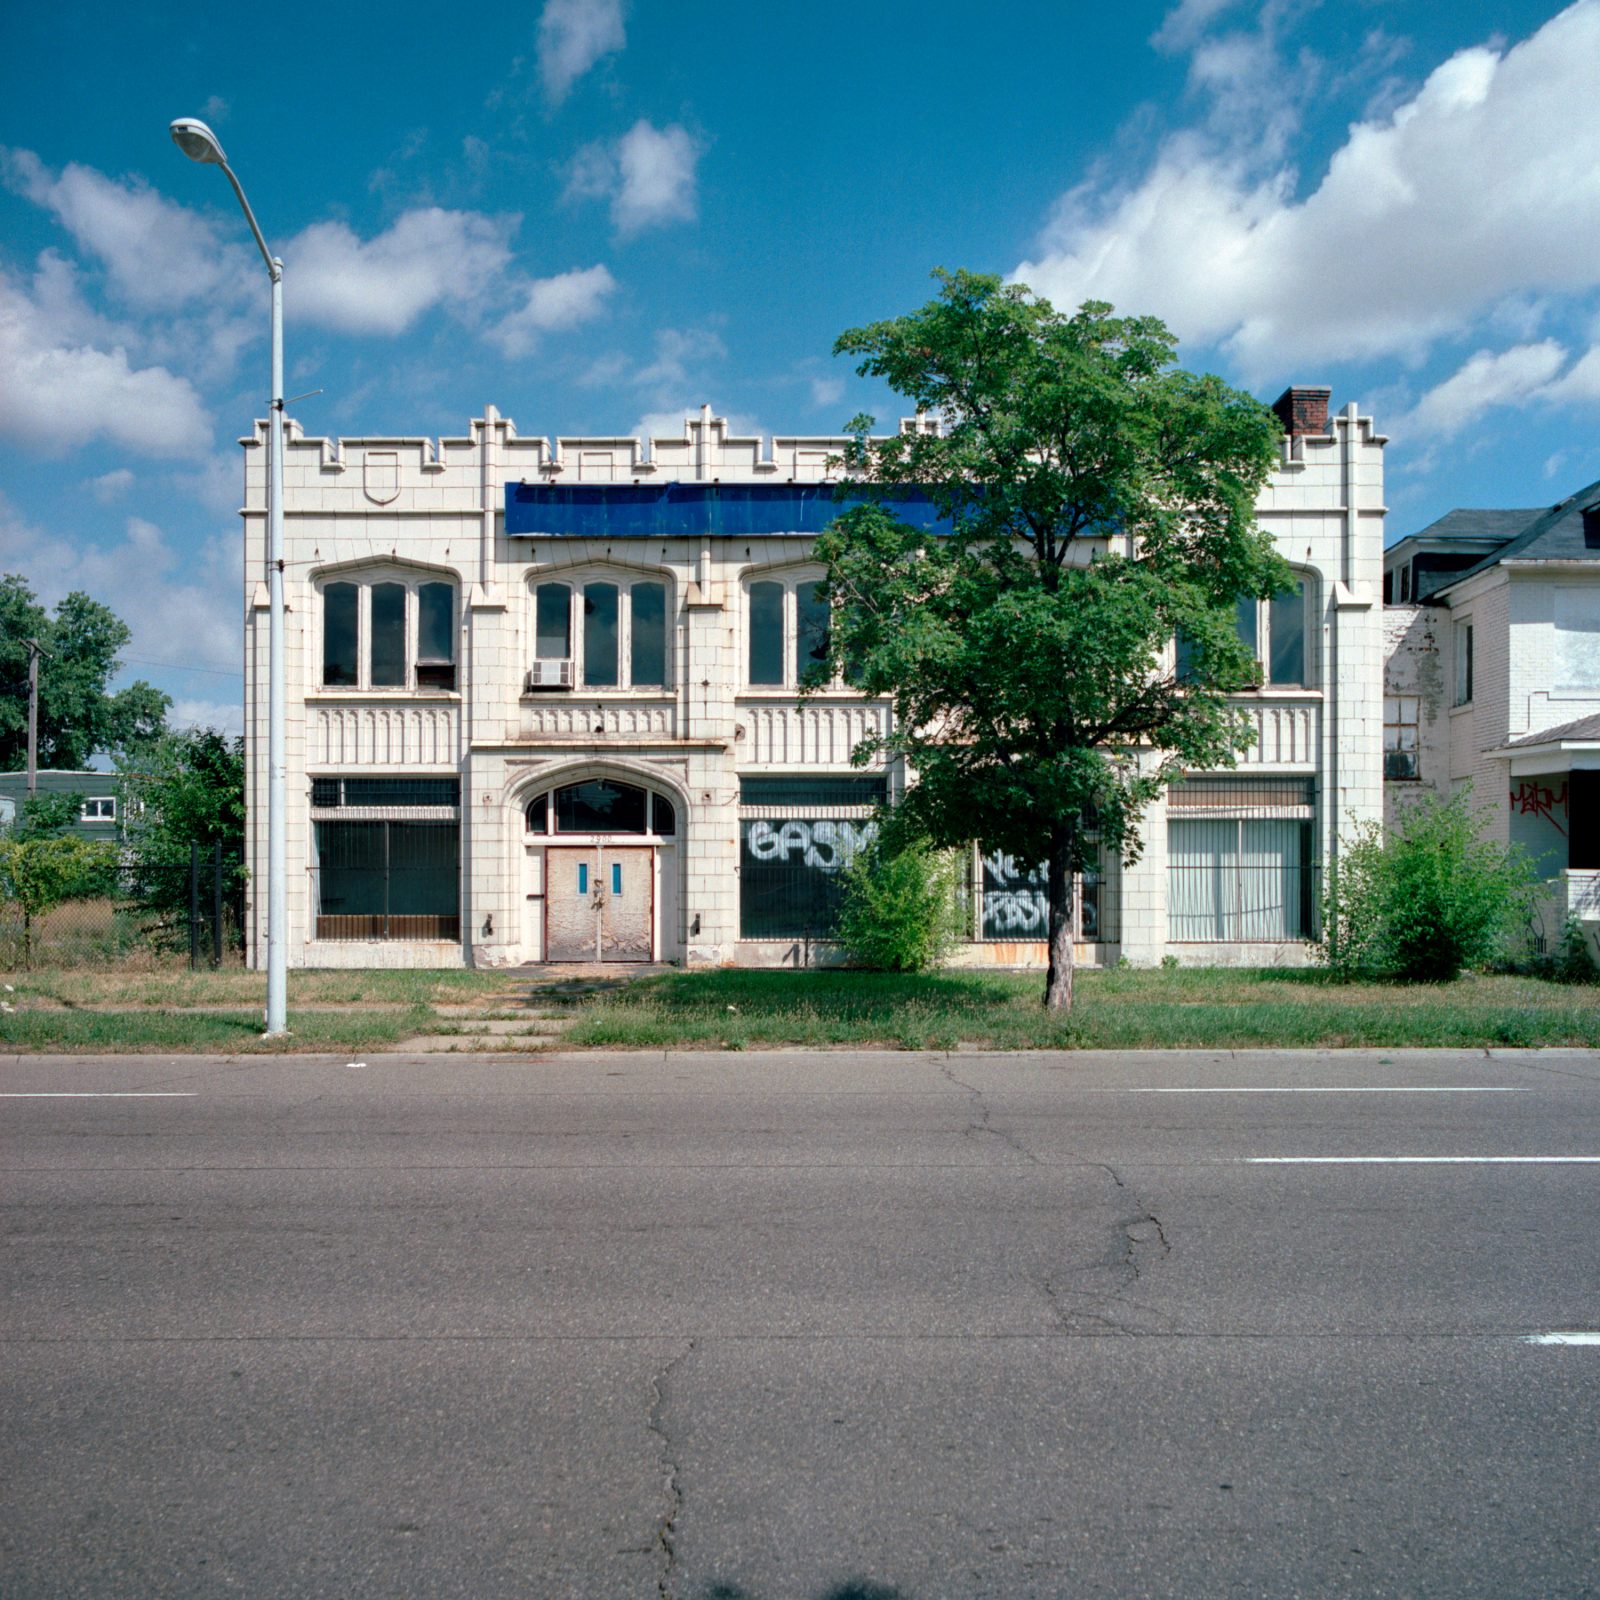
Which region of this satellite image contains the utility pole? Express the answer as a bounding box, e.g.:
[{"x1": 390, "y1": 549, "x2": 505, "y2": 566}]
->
[{"x1": 25, "y1": 636, "x2": 44, "y2": 798}]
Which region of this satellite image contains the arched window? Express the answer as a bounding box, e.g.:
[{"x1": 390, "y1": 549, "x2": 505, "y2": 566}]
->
[
  {"x1": 319, "y1": 573, "x2": 458, "y2": 691},
  {"x1": 745, "y1": 573, "x2": 837, "y2": 688},
  {"x1": 529, "y1": 576, "x2": 671, "y2": 689},
  {"x1": 524, "y1": 782, "x2": 677, "y2": 836}
]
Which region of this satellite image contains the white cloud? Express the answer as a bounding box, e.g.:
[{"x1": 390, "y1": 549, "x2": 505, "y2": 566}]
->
[
  {"x1": 1014, "y1": 3, "x2": 1600, "y2": 379},
  {"x1": 1151, "y1": 0, "x2": 1243, "y2": 53},
  {"x1": 3, "y1": 148, "x2": 252, "y2": 313},
  {"x1": 167, "y1": 450, "x2": 242, "y2": 517},
  {"x1": 809, "y1": 376, "x2": 845, "y2": 411},
  {"x1": 487, "y1": 264, "x2": 617, "y2": 356},
  {"x1": 538, "y1": 0, "x2": 626, "y2": 106},
  {"x1": 0, "y1": 264, "x2": 212, "y2": 456},
  {"x1": 1540, "y1": 345, "x2": 1600, "y2": 403},
  {"x1": 1402, "y1": 341, "x2": 1566, "y2": 439},
  {"x1": 566, "y1": 121, "x2": 702, "y2": 237},
  {"x1": 89, "y1": 468, "x2": 135, "y2": 502},
  {"x1": 0, "y1": 497, "x2": 239, "y2": 684},
  {"x1": 615, "y1": 121, "x2": 700, "y2": 235},
  {"x1": 287, "y1": 207, "x2": 518, "y2": 335},
  {"x1": 200, "y1": 95, "x2": 229, "y2": 123},
  {"x1": 632, "y1": 326, "x2": 726, "y2": 395},
  {"x1": 169, "y1": 697, "x2": 243, "y2": 737}
]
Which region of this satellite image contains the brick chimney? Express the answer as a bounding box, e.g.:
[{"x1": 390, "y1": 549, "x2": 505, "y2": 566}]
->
[{"x1": 1272, "y1": 386, "x2": 1332, "y2": 437}]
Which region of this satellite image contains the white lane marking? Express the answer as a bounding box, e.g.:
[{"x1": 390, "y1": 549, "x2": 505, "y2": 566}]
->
[
  {"x1": 346, "y1": 1062, "x2": 367, "y2": 1070},
  {"x1": 1131, "y1": 1087, "x2": 1526, "y2": 1094},
  {"x1": 1525, "y1": 1333, "x2": 1600, "y2": 1346},
  {"x1": 1248, "y1": 1156, "x2": 1600, "y2": 1164},
  {"x1": 0, "y1": 1092, "x2": 198, "y2": 1099}
]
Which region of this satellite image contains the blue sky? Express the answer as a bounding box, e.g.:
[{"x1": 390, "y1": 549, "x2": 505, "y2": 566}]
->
[{"x1": 2, "y1": 0, "x2": 1596, "y2": 736}]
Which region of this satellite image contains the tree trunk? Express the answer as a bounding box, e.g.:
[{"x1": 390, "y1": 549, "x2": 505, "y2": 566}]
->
[{"x1": 1044, "y1": 828, "x2": 1076, "y2": 1011}]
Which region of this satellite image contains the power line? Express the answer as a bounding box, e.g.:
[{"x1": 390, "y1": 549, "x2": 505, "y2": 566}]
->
[{"x1": 121, "y1": 657, "x2": 243, "y2": 679}]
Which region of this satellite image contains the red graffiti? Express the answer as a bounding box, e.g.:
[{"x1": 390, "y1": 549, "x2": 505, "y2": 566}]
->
[{"x1": 1511, "y1": 780, "x2": 1568, "y2": 836}]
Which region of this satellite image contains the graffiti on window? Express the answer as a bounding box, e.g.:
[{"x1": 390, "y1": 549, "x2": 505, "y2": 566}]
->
[
  {"x1": 739, "y1": 818, "x2": 879, "y2": 939},
  {"x1": 743, "y1": 819, "x2": 877, "y2": 872},
  {"x1": 981, "y1": 850, "x2": 1049, "y2": 938},
  {"x1": 1511, "y1": 780, "x2": 1568, "y2": 836}
]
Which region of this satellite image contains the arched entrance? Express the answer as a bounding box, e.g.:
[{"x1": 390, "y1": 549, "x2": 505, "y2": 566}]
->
[{"x1": 521, "y1": 778, "x2": 679, "y2": 963}]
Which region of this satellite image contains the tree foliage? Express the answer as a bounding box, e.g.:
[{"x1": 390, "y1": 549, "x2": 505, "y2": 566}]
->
[
  {"x1": 816, "y1": 271, "x2": 1289, "y2": 1008},
  {"x1": 0, "y1": 574, "x2": 170, "y2": 771},
  {"x1": 118, "y1": 728, "x2": 246, "y2": 949},
  {"x1": 836, "y1": 836, "x2": 965, "y2": 972},
  {"x1": 1320, "y1": 788, "x2": 1538, "y2": 982}
]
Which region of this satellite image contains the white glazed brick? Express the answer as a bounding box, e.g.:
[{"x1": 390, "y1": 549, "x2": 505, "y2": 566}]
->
[{"x1": 249, "y1": 404, "x2": 1387, "y2": 970}]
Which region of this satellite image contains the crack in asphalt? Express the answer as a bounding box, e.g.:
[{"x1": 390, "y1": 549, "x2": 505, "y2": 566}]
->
[
  {"x1": 648, "y1": 1339, "x2": 695, "y2": 1599},
  {"x1": 940, "y1": 1064, "x2": 1040, "y2": 1164},
  {"x1": 1043, "y1": 1159, "x2": 1172, "y2": 1335}
]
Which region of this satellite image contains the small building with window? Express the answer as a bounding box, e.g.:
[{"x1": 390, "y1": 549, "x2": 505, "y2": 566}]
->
[
  {"x1": 243, "y1": 393, "x2": 1385, "y2": 969},
  {"x1": 0, "y1": 770, "x2": 122, "y2": 839}
]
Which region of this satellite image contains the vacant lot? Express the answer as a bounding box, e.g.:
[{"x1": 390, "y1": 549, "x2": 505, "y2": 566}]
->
[{"x1": 1, "y1": 964, "x2": 1593, "y2": 1052}]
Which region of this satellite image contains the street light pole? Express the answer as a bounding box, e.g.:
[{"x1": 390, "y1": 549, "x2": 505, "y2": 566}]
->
[{"x1": 170, "y1": 118, "x2": 287, "y2": 1036}]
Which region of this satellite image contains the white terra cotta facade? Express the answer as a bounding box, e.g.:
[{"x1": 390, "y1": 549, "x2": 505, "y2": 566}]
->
[{"x1": 240, "y1": 393, "x2": 1386, "y2": 970}]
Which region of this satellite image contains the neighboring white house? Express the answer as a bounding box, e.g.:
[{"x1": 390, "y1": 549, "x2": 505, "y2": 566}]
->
[
  {"x1": 1383, "y1": 482, "x2": 1600, "y2": 954},
  {"x1": 240, "y1": 391, "x2": 1386, "y2": 970}
]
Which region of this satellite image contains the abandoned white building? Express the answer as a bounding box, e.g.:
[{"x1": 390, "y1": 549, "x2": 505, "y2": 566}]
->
[
  {"x1": 240, "y1": 391, "x2": 1386, "y2": 970},
  {"x1": 1383, "y1": 481, "x2": 1600, "y2": 954}
]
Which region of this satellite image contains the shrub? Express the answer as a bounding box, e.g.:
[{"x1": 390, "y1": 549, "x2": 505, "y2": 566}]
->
[
  {"x1": 836, "y1": 837, "x2": 964, "y2": 972},
  {"x1": 1321, "y1": 787, "x2": 1538, "y2": 982},
  {"x1": 0, "y1": 835, "x2": 121, "y2": 967},
  {"x1": 1548, "y1": 916, "x2": 1600, "y2": 985}
]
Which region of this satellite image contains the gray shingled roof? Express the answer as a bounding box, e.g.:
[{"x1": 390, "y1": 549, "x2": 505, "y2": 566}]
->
[
  {"x1": 1506, "y1": 712, "x2": 1600, "y2": 748},
  {"x1": 1433, "y1": 477, "x2": 1600, "y2": 595},
  {"x1": 1408, "y1": 507, "x2": 1545, "y2": 544}
]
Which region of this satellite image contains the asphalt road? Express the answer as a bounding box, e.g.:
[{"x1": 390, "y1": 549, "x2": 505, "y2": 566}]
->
[{"x1": 3, "y1": 1046, "x2": 1599, "y2": 1600}]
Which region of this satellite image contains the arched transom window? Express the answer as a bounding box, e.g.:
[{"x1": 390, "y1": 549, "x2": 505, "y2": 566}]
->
[{"x1": 525, "y1": 780, "x2": 677, "y2": 836}]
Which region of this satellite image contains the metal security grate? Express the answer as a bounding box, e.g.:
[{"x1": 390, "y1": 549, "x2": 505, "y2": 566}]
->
[
  {"x1": 313, "y1": 819, "x2": 460, "y2": 941},
  {"x1": 312, "y1": 777, "x2": 459, "y2": 809},
  {"x1": 739, "y1": 775, "x2": 887, "y2": 809}
]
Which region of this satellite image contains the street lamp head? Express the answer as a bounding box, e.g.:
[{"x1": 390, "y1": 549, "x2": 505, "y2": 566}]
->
[{"x1": 169, "y1": 118, "x2": 227, "y2": 165}]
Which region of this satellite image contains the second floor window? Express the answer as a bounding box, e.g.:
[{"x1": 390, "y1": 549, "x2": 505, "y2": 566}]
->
[
  {"x1": 747, "y1": 574, "x2": 832, "y2": 687},
  {"x1": 530, "y1": 577, "x2": 669, "y2": 688},
  {"x1": 1453, "y1": 620, "x2": 1474, "y2": 705},
  {"x1": 1176, "y1": 579, "x2": 1310, "y2": 689},
  {"x1": 321, "y1": 576, "x2": 457, "y2": 691}
]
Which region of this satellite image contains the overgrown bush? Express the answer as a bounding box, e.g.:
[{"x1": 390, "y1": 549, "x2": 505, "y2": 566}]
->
[
  {"x1": 1547, "y1": 916, "x2": 1600, "y2": 984},
  {"x1": 1321, "y1": 787, "x2": 1537, "y2": 982},
  {"x1": 836, "y1": 837, "x2": 964, "y2": 972},
  {"x1": 0, "y1": 835, "x2": 121, "y2": 967}
]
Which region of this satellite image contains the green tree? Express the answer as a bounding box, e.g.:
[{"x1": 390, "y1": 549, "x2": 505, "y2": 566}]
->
[
  {"x1": 0, "y1": 575, "x2": 171, "y2": 770},
  {"x1": 118, "y1": 728, "x2": 246, "y2": 949},
  {"x1": 817, "y1": 271, "x2": 1289, "y2": 1009},
  {"x1": 0, "y1": 835, "x2": 120, "y2": 967},
  {"x1": 836, "y1": 837, "x2": 964, "y2": 972},
  {"x1": 1321, "y1": 788, "x2": 1538, "y2": 982},
  {"x1": 9, "y1": 790, "x2": 88, "y2": 841}
]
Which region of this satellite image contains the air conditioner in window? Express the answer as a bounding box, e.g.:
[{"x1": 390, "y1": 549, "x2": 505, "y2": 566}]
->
[{"x1": 525, "y1": 659, "x2": 575, "y2": 691}]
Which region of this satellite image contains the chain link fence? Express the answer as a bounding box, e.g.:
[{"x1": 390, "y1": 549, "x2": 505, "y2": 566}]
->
[{"x1": 0, "y1": 841, "x2": 245, "y2": 971}]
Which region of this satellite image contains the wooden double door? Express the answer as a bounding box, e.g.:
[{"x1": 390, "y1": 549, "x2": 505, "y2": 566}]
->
[{"x1": 544, "y1": 845, "x2": 655, "y2": 962}]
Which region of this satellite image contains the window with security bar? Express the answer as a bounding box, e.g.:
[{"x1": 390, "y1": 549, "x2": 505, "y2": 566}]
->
[
  {"x1": 1167, "y1": 777, "x2": 1316, "y2": 942},
  {"x1": 737, "y1": 775, "x2": 885, "y2": 939},
  {"x1": 310, "y1": 776, "x2": 460, "y2": 940},
  {"x1": 968, "y1": 845, "x2": 1117, "y2": 943}
]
